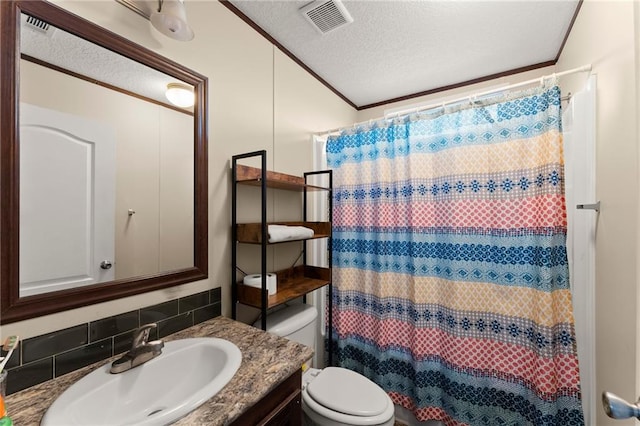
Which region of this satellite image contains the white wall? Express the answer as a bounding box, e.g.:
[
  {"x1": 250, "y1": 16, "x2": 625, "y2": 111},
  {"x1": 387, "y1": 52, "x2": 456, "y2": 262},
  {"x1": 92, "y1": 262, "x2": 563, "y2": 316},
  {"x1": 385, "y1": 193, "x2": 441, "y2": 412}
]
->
[{"x1": 2, "y1": 0, "x2": 356, "y2": 339}]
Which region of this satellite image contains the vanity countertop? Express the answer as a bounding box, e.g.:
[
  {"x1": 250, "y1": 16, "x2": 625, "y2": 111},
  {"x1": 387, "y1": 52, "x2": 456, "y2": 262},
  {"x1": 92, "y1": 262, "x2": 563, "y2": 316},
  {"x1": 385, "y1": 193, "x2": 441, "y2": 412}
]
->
[{"x1": 5, "y1": 316, "x2": 313, "y2": 425}]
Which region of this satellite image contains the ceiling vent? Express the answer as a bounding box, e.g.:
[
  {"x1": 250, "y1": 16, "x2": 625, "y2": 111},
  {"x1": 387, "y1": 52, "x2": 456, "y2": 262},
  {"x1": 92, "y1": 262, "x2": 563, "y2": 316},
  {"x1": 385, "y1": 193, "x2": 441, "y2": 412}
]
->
[
  {"x1": 300, "y1": 0, "x2": 353, "y2": 35},
  {"x1": 22, "y1": 14, "x2": 56, "y2": 38}
]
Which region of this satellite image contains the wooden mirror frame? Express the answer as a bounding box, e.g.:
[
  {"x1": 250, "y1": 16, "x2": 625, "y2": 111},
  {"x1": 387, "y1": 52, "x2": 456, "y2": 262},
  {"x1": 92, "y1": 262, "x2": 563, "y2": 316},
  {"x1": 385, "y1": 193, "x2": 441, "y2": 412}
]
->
[{"x1": 0, "y1": 0, "x2": 208, "y2": 324}]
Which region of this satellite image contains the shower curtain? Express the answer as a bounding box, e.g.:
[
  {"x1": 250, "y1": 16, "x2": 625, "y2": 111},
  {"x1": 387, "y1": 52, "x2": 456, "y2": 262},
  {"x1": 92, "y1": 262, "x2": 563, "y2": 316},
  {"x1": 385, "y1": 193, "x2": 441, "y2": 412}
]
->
[{"x1": 327, "y1": 84, "x2": 584, "y2": 425}]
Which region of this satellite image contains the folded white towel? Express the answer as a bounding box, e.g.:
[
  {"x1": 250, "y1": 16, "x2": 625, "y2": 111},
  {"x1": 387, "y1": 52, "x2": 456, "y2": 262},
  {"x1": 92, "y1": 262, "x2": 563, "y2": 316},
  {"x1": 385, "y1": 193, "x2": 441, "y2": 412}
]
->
[{"x1": 268, "y1": 224, "x2": 314, "y2": 243}]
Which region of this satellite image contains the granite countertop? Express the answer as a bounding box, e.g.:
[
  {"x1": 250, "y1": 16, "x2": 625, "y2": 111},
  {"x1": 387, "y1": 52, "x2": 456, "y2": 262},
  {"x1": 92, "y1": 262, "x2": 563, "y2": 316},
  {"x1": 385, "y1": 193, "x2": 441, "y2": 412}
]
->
[{"x1": 5, "y1": 316, "x2": 313, "y2": 425}]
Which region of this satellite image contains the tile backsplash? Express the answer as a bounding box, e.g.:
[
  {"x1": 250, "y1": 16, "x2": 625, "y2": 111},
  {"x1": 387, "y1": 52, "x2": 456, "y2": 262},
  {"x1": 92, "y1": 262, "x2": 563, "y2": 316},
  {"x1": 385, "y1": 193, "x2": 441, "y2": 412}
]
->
[{"x1": 3, "y1": 288, "x2": 221, "y2": 395}]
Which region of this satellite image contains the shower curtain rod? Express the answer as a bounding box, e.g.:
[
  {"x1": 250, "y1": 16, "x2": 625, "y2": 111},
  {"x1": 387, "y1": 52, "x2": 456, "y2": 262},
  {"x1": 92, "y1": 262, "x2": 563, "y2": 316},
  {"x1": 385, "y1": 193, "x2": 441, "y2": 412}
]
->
[{"x1": 316, "y1": 64, "x2": 592, "y2": 136}]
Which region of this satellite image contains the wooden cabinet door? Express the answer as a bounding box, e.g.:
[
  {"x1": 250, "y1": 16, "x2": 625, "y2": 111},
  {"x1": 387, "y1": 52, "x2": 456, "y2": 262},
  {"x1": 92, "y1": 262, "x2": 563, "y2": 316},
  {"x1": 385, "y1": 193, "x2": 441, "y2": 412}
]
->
[{"x1": 230, "y1": 369, "x2": 302, "y2": 426}]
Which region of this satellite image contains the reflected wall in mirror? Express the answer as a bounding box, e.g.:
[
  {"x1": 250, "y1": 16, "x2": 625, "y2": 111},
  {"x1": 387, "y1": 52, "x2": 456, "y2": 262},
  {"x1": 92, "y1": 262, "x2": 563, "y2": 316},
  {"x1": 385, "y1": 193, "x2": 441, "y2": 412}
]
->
[
  {"x1": 20, "y1": 20, "x2": 195, "y2": 296},
  {"x1": 1, "y1": 0, "x2": 208, "y2": 323}
]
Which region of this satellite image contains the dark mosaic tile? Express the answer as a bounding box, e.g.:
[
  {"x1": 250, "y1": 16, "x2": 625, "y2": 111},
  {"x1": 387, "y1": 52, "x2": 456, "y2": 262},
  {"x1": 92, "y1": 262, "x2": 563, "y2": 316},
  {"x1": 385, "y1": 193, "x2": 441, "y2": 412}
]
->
[
  {"x1": 6, "y1": 293, "x2": 224, "y2": 394},
  {"x1": 179, "y1": 291, "x2": 209, "y2": 313},
  {"x1": 193, "y1": 303, "x2": 222, "y2": 325},
  {"x1": 194, "y1": 302, "x2": 221, "y2": 325},
  {"x1": 210, "y1": 287, "x2": 221, "y2": 304},
  {"x1": 55, "y1": 338, "x2": 113, "y2": 377},
  {"x1": 157, "y1": 312, "x2": 193, "y2": 338},
  {"x1": 140, "y1": 300, "x2": 179, "y2": 324},
  {"x1": 212, "y1": 301, "x2": 221, "y2": 317},
  {"x1": 22, "y1": 324, "x2": 88, "y2": 364},
  {"x1": 114, "y1": 332, "x2": 134, "y2": 355},
  {"x1": 89, "y1": 310, "x2": 139, "y2": 342},
  {"x1": 5, "y1": 358, "x2": 53, "y2": 395},
  {"x1": 148, "y1": 325, "x2": 159, "y2": 341}
]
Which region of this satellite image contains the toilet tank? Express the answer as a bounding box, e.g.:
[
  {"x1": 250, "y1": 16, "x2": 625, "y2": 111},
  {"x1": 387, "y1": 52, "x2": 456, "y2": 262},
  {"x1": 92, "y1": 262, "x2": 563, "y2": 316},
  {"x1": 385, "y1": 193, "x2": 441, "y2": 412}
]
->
[{"x1": 254, "y1": 304, "x2": 317, "y2": 349}]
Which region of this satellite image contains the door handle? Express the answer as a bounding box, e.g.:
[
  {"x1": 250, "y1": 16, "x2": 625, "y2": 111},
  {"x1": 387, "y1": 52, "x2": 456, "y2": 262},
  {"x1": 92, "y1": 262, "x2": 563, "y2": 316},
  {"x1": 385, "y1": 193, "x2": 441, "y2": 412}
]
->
[
  {"x1": 100, "y1": 260, "x2": 113, "y2": 270},
  {"x1": 603, "y1": 391, "x2": 640, "y2": 420}
]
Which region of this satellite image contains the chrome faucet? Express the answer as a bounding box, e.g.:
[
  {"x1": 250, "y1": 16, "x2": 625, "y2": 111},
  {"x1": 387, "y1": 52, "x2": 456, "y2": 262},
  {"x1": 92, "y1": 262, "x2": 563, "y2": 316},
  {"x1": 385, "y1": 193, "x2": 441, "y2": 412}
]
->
[{"x1": 110, "y1": 323, "x2": 164, "y2": 374}]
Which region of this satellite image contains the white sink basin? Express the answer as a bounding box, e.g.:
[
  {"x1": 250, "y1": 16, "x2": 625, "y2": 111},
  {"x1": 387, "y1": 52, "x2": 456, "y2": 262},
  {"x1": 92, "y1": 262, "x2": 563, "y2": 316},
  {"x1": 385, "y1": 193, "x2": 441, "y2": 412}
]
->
[{"x1": 42, "y1": 337, "x2": 242, "y2": 426}]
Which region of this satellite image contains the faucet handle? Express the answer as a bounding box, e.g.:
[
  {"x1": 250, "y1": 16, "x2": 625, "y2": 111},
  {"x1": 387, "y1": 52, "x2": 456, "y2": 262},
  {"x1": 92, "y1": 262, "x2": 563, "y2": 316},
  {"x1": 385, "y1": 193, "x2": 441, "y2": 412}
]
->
[{"x1": 131, "y1": 323, "x2": 157, "y2": 349}]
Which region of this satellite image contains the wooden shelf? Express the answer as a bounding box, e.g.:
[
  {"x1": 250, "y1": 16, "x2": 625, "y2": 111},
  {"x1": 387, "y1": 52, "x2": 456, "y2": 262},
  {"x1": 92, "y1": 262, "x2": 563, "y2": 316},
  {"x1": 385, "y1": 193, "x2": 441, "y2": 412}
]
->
[
  {"x1": 235, "y1": 165, "x2": 330, "y2": 192},
  {"x1": 236, "y1": 221, "x2": 331, "y2": 244},
  {"x1": 236, "y1": 265, "x2": 330, "y2": 309},
  {"x1": 231, "y1": 152, "x2": 334, "y2": 363}
]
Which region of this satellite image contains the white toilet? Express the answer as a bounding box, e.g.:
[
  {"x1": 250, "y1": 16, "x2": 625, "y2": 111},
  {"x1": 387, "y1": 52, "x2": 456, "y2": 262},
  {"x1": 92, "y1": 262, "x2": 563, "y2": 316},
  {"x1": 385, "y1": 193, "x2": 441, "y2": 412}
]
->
[{"x1": 255, "y1": 304, "x2": 395, "y2": 426}]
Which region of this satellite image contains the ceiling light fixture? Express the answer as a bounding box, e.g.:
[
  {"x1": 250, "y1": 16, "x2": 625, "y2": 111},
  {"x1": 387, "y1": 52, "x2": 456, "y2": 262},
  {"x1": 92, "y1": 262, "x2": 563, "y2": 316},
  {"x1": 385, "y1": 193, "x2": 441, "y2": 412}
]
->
[
  {"x1": 165, "y1": 83, "x2": 194, "y2": 108},
  {"x1": 150, "y1": 0, "x2": 194, "y2": 42}
]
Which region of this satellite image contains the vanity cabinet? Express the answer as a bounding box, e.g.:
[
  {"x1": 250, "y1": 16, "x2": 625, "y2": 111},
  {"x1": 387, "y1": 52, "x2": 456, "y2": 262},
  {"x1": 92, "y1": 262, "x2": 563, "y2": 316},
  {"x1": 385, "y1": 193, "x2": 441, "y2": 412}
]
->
[
  {"x1": 231, "y1": 150, "x2": 333, "y2": 364},
  {"x1": 230, "y1": 369, "x2": 302, "y2": 426}
]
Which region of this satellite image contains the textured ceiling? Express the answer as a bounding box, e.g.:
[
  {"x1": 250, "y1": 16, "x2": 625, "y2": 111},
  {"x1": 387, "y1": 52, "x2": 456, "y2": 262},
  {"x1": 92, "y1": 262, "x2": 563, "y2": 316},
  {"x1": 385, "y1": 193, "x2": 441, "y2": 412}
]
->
[
  {"x1": 20, "y1": 10, "x2": 190, "y2": 109},
  {"x1": 226, "y1": 0, "x2": 581, "y2": 109},
  {"x1": 21, "y1": 1, "x2": 580, "y2": 111}
]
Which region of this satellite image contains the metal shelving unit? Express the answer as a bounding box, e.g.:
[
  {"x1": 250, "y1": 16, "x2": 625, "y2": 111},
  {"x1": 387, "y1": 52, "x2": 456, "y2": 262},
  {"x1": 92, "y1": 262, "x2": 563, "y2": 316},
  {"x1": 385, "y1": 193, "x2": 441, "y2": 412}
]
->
[{"x1": 231, "y1": 150, "x2": 333, "y2": 365}]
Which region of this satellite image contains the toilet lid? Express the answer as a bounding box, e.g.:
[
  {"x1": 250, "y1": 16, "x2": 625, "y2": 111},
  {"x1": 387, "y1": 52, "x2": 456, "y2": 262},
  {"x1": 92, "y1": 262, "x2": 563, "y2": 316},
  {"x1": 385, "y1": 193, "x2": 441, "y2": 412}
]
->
[{"x1": 306, "y1": 367, "x2": 389, "y2": 417}]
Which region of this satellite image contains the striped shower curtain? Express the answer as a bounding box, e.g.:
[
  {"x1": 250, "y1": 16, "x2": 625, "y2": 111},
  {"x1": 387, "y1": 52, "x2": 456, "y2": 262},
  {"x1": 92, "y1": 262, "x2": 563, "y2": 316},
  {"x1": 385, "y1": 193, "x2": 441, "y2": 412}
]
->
[{"x1": 327, "y1": 85, "x2": 584, "y2": 425}]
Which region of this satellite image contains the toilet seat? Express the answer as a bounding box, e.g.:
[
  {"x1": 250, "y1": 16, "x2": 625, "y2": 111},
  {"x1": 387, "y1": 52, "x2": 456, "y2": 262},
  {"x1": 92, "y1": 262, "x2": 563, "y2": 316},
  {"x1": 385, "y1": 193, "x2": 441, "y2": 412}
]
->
[{"x1": 302, "y1": 367, "x2": 394, "y2": 425}]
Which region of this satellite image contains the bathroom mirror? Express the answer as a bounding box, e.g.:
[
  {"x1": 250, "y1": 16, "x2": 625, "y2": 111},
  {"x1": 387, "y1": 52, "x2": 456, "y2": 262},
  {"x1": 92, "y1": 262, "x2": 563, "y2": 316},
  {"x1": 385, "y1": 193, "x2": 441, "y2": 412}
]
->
[{"x1": 0, "y1": 0, "x2": 208, "y2": 323}]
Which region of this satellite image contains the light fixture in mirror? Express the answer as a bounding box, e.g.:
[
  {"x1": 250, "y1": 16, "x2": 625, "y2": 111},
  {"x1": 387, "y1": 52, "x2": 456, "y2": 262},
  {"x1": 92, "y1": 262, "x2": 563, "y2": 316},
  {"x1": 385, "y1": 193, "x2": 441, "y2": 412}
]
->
[
  {"x1": 0, "y1": 0, "x2": 208, "y2": 324},
  {"x1": 166, "y1": 82, "x2": 195, "y2": 107}
]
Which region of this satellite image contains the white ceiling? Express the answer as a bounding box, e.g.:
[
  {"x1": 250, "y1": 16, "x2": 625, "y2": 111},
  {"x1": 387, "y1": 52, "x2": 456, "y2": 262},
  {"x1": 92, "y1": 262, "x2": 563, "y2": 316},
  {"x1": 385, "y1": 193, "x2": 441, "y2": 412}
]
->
[
  {"x1": 20, "y1": 8, "x2": 190, "y2": 109},
  {"x1": 21, "y1": 1, "x2": 580, "y2": 111},
  {"x1": 226, "y1": 0, "x2": 581, "y2": 109}
]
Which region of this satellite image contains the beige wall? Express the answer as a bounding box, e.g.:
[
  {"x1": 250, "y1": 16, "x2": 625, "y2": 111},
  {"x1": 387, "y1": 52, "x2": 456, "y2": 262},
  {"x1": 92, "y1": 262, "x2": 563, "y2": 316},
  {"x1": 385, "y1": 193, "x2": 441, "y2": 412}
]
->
[
  {"x1": 158, "y1": 107, "x2": 195, "y2": 273},
  {"x1": 2, "y1": 1, "x2": 356, "y2": 338},
  {"x1": 557, "y1": 2, "x2": 638, "y2": 425},
  {"x1": 356, "y1": 67, "x2": 554, "y2": 122}
]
